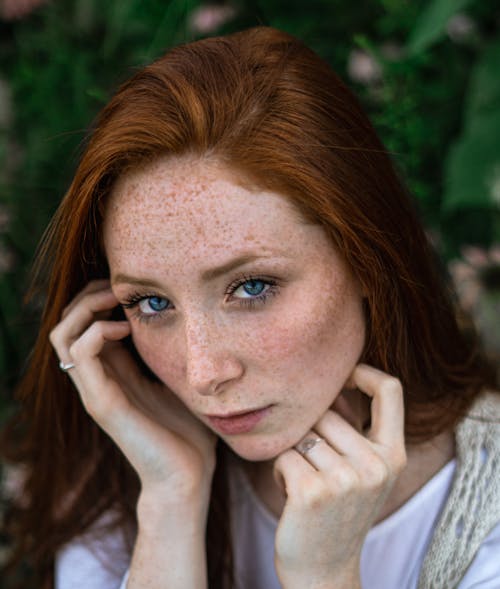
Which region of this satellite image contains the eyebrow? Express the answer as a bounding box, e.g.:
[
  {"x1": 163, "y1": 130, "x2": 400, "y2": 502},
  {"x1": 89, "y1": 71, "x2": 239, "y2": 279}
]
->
[{"x1": 112, "y1": 254, "x2": 271, "y2": 288}]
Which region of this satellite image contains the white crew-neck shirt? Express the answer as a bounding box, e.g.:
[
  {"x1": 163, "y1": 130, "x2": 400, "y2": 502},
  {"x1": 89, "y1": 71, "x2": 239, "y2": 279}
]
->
[
  {"x1": 56, "y1": 458, "x2": 500, "y2": 589},
  {"x1": 229, "y1": 458, "x2": 500, "y2": 589}
]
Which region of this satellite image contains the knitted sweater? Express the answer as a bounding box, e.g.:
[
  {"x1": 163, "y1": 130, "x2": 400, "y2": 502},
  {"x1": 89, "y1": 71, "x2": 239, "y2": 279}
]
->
[{"x1": 417, "y1": 391, "x2": 500, "y2": 588}]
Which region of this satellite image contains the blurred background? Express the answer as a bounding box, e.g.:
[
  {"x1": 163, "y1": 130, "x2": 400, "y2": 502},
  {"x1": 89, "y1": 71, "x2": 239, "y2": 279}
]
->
[{"x1": 0, "y1": 0, "x2": 499, "y2": 582}]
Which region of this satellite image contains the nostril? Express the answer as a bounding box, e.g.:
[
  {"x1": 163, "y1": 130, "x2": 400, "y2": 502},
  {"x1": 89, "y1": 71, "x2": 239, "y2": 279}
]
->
[{"x1": 186, "y1": 350, "x2": 244, "y2": 396}]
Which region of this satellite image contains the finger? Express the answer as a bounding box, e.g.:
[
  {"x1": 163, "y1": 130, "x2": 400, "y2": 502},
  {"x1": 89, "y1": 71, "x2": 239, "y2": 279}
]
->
[
  {"x1": 273, "y1": 449, "x2": 317, "y2": 498},
  {"x1": 61, "y1": 279, "x2": 111, "y2": 319},
  {"x1": 314, "y1": 411, "x2": 368, "y2": 458},
  {"x1": 311, "y1": 413, "x2": 394, "y2": 488},
  {"x1": 347, "y1": 364, "x2": 405, "y2": 448},
  {"x1": 66, "y1": 320, "x2": 200, "y2": 477},
  {"x1": 67, "y1": 320, "x2": 131, "y2": 416},
  {"x1": 293, "y1": 427, "x2": 348, "y2": 473},
  {"x1": 50, "y1": 289, "x2": 119, "y2": 356}
]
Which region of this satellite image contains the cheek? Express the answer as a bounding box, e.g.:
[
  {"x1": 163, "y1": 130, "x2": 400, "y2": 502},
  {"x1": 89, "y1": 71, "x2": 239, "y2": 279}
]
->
[
  {"x1": 130, "y1": 327, "x2": 185, "y2": 386},
  {"x1": 250, "y1": 288, "x2": 366, "y2": 383}
]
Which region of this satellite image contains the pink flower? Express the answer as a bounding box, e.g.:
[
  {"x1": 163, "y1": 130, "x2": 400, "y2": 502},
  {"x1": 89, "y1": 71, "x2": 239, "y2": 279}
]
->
[
  {"x1": 449, "y1": 245, "x2": 500, "y2": 358},
  {"x1": 0, "y1": 0, "x2": 49, "y2": 20},
  {"x1": 446, "y1": 13, "x2": 476, "y2": 44},
  {"x1": 0, "y1": 205, "x2": 10, "y2": 232},
  {"x1": 189, "y1": 4, "x2": 236, "y2": 35},
  {"x1": 0, "y1": 243, "x2": 15, "y2": 273},
  {"x1": 347, "y1": 49, "x2": 382, "y2": 85},
  {"x1": 1, "y1": 464, "x2": 27, "y2": 501}
]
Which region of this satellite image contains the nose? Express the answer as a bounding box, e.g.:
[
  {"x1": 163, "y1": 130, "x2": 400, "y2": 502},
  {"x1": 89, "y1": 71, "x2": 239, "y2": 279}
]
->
[{"x1": 184, "y1": 316, "x2": 244, "y2": 396}]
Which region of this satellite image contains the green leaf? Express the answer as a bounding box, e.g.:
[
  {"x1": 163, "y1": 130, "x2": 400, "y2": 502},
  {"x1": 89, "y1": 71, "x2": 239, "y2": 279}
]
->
[
  {"x1": 407, "y1": 0, "x2": 474, "y2": 55},
  {"x1": 465, "y1": 39, "x2": 500, "y2": 126},
  {"x1": 443, "y1": 111, "x2": 500, "y2": 213}
]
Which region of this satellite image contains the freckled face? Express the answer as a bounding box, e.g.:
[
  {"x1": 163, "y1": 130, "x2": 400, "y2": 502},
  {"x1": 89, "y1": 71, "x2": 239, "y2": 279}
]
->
[{"x1": 103, "y1": 155, "x2": 366, "y2": 461}]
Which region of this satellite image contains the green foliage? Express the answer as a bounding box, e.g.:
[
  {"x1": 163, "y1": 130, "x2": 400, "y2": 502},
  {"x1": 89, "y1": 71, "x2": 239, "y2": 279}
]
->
[
  {"x1": 407, "y1": 0, "x2": 475, "y2": 55},
  {"x1": 442, "y1": 39, "x2": 500, "y2": 213}
]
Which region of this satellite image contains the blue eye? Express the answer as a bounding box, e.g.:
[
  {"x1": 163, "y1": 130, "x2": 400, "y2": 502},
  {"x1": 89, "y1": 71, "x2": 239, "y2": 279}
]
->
[
  {"x1": 231, "y1": 278, "x2": 271, "y2": 300},
  {"x1": 138, "y1": 296, "x2": 169, "y2": 314},
  {"x1": 242, "y1": 279, "x2": 266, "y2": 296}
]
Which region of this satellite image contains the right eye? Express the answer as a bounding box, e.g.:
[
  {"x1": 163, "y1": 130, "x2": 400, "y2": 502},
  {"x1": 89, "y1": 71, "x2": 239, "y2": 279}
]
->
[{"x1": 138, "y1": 296, "x2": 170, "y2": 315}]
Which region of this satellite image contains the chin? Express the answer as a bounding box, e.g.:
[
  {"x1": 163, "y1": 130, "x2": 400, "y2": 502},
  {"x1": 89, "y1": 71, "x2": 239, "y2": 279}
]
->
[{"x1": 222, "y1": 433, "x2": 299, "y2": 462}]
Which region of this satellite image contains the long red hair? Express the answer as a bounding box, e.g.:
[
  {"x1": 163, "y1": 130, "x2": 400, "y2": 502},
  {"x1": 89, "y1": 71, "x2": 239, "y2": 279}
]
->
[{"x1": 1, "y1": 26, "x2": 495, "y2": 588}]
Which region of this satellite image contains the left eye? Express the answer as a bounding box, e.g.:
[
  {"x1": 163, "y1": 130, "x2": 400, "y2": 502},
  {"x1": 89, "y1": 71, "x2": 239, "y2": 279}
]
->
[
  {"x1": 138, "y1": 296, "x2": 169, "y2": 314},
  {"x1": 233, "y1": 279, "x2": 268, "y2": 298}
]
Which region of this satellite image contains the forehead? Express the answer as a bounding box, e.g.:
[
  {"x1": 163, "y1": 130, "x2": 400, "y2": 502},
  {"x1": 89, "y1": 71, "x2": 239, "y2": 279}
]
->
[{"x1": 103, "y1": 155, "x2": 319, "y2": 270}]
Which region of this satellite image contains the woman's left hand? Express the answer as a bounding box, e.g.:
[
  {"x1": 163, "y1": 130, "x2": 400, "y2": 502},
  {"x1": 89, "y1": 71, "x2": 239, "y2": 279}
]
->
[{"x1": 273, "y1": 364, "x2": 407, "y2": 589}]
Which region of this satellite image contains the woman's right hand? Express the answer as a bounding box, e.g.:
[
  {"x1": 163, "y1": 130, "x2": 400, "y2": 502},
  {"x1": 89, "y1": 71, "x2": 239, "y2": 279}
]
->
[{"x1": 49, "y1": 280, "x2": 217, "y2": 511}]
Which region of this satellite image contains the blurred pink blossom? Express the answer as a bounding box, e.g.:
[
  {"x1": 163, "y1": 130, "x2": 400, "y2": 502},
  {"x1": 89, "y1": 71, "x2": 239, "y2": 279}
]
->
[
  {"x1": 449, "y1": 245, "x2": 500, "y2": 358},
  {"x1": 347, "y1": 49, "x2": 382, "y2": 85},
  {"x1": 0, "y1": 0, "x2": 49, "y2": 20},
  {"x1": 189, "y1": 3, "x2": 236, "y2": 35},
  {"x1": 0, "y1": 206, "x2": 10, "y2": 232},
  {"x1": 446, "y1": 13, "x2": 476, "y2": 43},
  {"x1": 1, "y1": 464, "x2": 26, "y2": 501},
  {"x1": 0, "y1": 243, "x2": 15, "y2": 273},
  {"x1": 449, "y1": 245, "x2": 500, "y2": 311}
]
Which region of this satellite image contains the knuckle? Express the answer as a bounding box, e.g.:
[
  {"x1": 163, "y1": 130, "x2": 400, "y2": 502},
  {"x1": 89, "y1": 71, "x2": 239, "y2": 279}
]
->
[
  {"x1": 69, "y1": 321, "x2": 105, "y2": 358},
  {"x1": 332, "y1": 466, "x2": 360, "y2": 493},
  {"x1": 297, "y1": 476, "x2": 330, "y2": 508},
  {"x1": 88, "y1": 319, "x2": 106, "y2": 334},
  {"x1": 381, "y1": 376, "x2": 403, "y2": 397},
  {"x1": 48, "y1": 325, "x2": 60, "y2": 347},
  {"x1": 364, "y1": 457, "x2": 390, "y2": 488}
]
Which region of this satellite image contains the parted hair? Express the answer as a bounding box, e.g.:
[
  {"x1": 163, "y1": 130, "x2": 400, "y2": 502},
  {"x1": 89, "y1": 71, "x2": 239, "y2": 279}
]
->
[{"x1": 1, "y1": 26, "x2": 495, "y2": 588}]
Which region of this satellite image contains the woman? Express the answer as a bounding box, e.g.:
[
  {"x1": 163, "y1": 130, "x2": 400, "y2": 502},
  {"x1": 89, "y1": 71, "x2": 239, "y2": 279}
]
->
[{"x1": 2, "y1": 26, "x2": 499, "y2": 589}]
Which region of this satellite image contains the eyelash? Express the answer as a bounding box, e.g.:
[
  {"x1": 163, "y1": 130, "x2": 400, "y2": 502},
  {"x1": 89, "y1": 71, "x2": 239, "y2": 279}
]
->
[
  {"x1": 121, "y1": 274, "x2": 280, "y2": 323},
  {"x1": 121, "y1": 291, "x2": 167, "y2": 323},
  {"x1": 226, "y1": 274, "x2": 279, "y2": 308}
]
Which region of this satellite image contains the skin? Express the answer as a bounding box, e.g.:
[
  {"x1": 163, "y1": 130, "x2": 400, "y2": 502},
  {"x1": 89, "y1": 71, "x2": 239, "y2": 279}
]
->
[{"x1": 49, "y1": 154, "x2": 415, "y2": 588}]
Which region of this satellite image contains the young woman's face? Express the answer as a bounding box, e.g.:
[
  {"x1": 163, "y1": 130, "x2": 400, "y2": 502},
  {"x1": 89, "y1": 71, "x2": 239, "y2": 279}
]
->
[{"x1": 104, "y1": 155, "x2": 366, "y2": 461}]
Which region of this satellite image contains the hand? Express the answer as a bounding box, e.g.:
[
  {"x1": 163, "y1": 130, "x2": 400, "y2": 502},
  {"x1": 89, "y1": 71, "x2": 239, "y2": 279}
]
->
[
  {"x1": 272, "y1": 364, "x2": 407, "y2": 589},
  {"x1": 50, "y1": 280, "x2": 217, "y2": 509}
]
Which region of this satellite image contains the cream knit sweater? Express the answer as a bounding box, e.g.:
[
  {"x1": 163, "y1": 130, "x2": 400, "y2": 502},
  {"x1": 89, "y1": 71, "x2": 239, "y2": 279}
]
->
[{"x1": 417, "y1": 391, "x2": 500, "y2": 588}]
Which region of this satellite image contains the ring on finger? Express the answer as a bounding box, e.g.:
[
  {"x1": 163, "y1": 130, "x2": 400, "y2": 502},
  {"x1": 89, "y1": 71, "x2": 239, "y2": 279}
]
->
[
  {"x1": 295, "y1": 435, "x2": 324, "y2": 456},
  {"x1": 59, "y1": 360, "x2": 76, "y2": 372}
]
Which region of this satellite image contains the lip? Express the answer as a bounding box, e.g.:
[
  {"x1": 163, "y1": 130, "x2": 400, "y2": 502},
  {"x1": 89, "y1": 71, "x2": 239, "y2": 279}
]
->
[{"x1": 205, "y1": 405, "x2": 272, "y2": 435}]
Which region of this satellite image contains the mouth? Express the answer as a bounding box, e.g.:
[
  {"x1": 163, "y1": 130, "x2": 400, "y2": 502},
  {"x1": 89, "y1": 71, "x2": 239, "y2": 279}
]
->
[{"x1": 205, "y1": 405, "x2": 273, "y2": 435}]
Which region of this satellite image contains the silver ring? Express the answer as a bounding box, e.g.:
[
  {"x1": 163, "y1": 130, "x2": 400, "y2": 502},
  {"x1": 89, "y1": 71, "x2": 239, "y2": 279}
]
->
[
  {"x1": 295, "y1": 436, "x2": 324, "y2": 456},
  {"x1": 59, "y1": 361, "x2": 76, "y2": 372}
]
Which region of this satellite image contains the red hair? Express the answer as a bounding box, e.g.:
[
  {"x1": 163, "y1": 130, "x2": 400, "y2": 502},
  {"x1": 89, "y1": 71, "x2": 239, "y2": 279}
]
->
[{"x1": 1, "y1": 26, "x2": 495, "y2": 588}]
